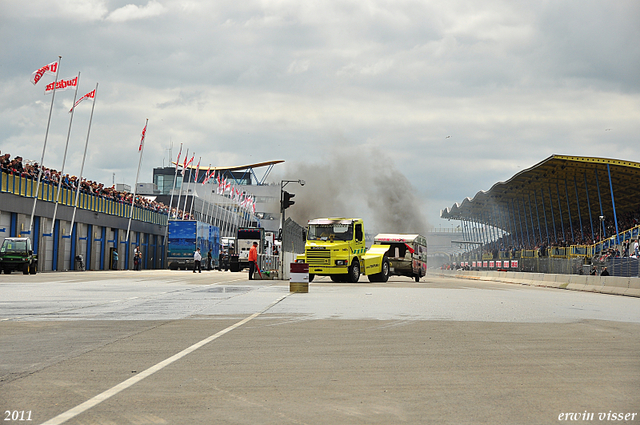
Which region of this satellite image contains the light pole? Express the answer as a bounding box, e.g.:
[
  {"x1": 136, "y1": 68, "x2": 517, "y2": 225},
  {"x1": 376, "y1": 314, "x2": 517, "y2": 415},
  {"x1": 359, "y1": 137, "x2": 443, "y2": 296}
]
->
[{"x1": 280, "y1": 179, "x2": 305, "y2": 278}]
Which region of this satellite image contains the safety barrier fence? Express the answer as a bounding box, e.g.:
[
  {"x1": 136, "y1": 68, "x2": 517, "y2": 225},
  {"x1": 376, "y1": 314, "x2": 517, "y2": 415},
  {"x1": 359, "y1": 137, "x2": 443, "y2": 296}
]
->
[
  {"x1": 472, "y1": 225, "x2": 640, "y2": 263},
  {"x1": 1, "y1": 171, "x2": 167, "y2": 226}
]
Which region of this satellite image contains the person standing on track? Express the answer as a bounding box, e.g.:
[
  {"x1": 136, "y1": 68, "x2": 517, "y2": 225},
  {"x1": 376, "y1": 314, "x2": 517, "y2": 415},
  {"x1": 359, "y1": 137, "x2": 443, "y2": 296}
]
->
[
  {"x1": 193, "y1": 248, "x2": 202, "y2": 273},
  {"x1": 248, "y1": 241, "x2": 258, "y2": 280}
]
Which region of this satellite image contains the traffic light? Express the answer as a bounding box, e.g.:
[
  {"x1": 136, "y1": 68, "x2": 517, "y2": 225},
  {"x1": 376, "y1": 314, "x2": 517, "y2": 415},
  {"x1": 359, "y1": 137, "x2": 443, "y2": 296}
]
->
[{"x1": 281, "y1": 191, "x2": 295, "y2": 210}]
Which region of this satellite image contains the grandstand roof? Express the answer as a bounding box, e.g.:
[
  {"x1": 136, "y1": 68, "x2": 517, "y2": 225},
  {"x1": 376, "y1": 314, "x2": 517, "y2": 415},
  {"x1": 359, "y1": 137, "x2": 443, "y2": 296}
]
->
[
  {"x1": 172, "y1": 160, "x2": 284, "y2": 171},
  {"x1": 171, "y1": 159, "x2": 284, "y2": 185},
  {"x1": 441, "y1": 155, "x2": 640, "y2": 233}
]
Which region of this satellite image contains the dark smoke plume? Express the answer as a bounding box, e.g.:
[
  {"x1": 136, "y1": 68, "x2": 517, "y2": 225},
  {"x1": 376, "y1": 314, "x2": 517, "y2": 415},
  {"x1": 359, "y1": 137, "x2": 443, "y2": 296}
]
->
[{"x1": 274, "y1": 145, "x2": 430, "y2": 234}]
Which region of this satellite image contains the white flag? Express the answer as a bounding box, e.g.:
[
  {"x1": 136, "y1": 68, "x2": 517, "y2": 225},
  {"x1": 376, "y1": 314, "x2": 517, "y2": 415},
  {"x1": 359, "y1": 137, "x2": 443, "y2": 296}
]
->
[
  {"x1": 69, "y1": 89, "x2": 96, "y2": 113},
  {"x1": 31, "y1": 61, "x2": 58, "y2": 85},
  {"x1": 44, "y1": 76, "x2": 78, "y2": 94}
]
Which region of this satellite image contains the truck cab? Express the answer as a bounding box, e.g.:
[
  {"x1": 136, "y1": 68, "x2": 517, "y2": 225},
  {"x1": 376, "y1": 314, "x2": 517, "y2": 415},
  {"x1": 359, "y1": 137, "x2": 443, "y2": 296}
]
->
[
  {"x1": 297, "y1": 218, "x2": 389, "y2": 283},
  {"x1": 0, "y1": 237, "x2": 37, "y2": 274}
]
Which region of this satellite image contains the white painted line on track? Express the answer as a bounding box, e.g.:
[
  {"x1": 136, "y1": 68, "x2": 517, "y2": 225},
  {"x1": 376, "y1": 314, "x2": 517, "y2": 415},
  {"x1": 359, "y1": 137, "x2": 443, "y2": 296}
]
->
[{"x1": 39, "y1": 291, "x2": 293, "y2": 425}]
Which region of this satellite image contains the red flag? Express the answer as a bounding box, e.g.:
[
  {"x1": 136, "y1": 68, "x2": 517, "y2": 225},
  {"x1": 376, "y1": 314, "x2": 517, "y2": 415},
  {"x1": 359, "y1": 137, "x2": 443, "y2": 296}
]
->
[
  {"x1": 175, "y1": 150, "x2": 181, "y2": 169},
  {"x1": 193, "y1": 158, "x2": 201, "y2": 182},
  {"x1": 31, "y1": 61, "x2": 58, "y2": 85},
  {"x1": 44, "y1": 76, "x2": 78, "y2": 94},
  {"x1": 202, "y1": 168, "x2": 214, "y2": 184},
  {"x1": 139, "y1": 123, "x2": 147, "y2": 151},
  {"x1": 69, "y1": 89, "x2": 96, "y2": 113}
]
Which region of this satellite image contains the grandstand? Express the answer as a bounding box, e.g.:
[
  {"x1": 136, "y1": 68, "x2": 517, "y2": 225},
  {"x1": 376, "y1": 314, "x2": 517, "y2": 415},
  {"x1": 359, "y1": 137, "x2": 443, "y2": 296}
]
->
[{"x1": 441, "y1": 155, "x2": 640, "y2": 276}]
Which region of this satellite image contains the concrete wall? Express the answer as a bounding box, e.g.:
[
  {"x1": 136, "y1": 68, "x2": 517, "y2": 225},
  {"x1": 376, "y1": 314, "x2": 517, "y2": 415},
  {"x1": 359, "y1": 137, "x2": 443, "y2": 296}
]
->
[{"x1": 436, "y1": 269, "x2": 640, "y2": 298}]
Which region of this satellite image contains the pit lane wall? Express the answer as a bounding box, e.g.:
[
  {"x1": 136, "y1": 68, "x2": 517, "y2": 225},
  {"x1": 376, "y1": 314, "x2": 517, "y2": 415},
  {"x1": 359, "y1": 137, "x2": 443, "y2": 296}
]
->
[
  {"x1": 0, "y1": 174, "x2": 167, "y2": 272},
  {"x1": 436, "y1": 269, "x2": 640, "y2": 298}
]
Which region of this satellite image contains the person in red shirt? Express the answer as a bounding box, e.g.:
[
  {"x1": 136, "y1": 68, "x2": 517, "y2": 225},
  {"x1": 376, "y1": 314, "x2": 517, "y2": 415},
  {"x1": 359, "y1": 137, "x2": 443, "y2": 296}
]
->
[{"x1": 248, "y1": 241, "x2": 258, "y2": 280}]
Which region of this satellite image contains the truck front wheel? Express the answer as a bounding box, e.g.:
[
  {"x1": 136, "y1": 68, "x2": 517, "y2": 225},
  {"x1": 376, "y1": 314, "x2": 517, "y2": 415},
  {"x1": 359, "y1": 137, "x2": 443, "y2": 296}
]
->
[
  {"x1": 347, "y1": 259, "x2": 360, "y2": 283},
  {"x1": 369, "y1": 257, "x2": 389, "y2": 283}
]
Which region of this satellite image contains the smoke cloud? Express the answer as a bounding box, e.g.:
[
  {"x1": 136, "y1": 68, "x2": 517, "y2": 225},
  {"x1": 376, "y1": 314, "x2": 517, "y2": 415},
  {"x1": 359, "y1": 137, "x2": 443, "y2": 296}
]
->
[{"x1": 275, "y1": 144, "x2": 430, "y2": 235}]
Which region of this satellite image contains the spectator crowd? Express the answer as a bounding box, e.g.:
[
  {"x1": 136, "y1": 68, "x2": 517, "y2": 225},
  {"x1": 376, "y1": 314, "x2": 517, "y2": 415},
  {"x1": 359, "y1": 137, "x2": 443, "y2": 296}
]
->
[{"x1": 1, "y1": 150, "x2": 192, "y2": 219}]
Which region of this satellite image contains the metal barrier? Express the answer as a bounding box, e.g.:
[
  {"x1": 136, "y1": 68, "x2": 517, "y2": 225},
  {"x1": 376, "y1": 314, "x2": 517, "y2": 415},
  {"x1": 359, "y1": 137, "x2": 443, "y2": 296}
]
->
[
  {"x1": 549, "y1": 247, "x2": 568, "y2": 258},
  {"x1": 0, "y1": 171, "x2": 167, "y2": 226},
  {"x1": 258, "y1": 254, "x2": 280, "y2": 273}
]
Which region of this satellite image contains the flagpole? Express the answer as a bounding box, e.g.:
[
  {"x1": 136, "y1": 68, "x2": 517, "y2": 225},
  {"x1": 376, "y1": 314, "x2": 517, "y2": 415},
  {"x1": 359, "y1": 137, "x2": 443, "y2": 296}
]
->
[
  {"x1": 175, "y1": 148, "x2": 187, "y2": 219},
  {"x1": 70, "y1": 83, "x2": 98, "y2": 234},
  {"x1": 50, "y1": 71, "x2": 81, "y2": 235},
  {"x1": 126, "y1": 119, "x2": 148, "y2": 243},
  {"x1": 167, "y1": 143, "x2": 182, "y2": 219},
  {"x1": 182, "y1": 155, "x2": 194, "y2": 219},
  {"x1": 200, "y1": 165, "x2": 211, "y2": 223},
  {"x1": 189, "y1": 157, "x2": 201, "y2": 219},
  {"x1": 29, "y1": 55, "x2": 62, "y2": 238}
]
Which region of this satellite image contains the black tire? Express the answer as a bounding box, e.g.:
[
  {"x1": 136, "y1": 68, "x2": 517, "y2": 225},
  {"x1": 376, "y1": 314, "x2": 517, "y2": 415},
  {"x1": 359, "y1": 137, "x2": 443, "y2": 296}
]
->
[
  {"x1": 347, "y1": 259, "x2": 360, "y2": 283},
  {"x1": 369, "y1": 257, "x2": 389, "y2": 283},
  {"x1": 330, "y1": 275, "x2": 342, "y2": 283},
  {"x1": 309, "y1": 274, "x2": 315, "y2": 282},
  {"x1": 414, "y1": 270, "x2": 421, "y2": 282},
  {"x1": 29, "y1": 263, "x2": 37, "y2": 275},
  {"x1": 23, "y1": 264, "x2": 29, "y2": 275},
  {"x1": 3, "y1": 268, "x2": 10, "y2": 274}
]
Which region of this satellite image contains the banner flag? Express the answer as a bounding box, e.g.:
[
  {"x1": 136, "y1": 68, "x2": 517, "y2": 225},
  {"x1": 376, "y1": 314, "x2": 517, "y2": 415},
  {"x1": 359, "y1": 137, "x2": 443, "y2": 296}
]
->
[
  {"x1": 31, "y1": 61, "x2": 58, "y2": 85},
  {"x1": 202, "y1": 167, "x2": 214, "y2": 185},
  {"x1": 44, "y1": 76, "x2": 78, "y2": 94},
  {"x1": 193, "y1": 158, "x2": 201, "y2": 182},
  {"x1": 139, "y1": 123, "x2": 147, "y2": 151},
  {"x1": 69, "y1": 89, "x2": 96, "y2": 113}
]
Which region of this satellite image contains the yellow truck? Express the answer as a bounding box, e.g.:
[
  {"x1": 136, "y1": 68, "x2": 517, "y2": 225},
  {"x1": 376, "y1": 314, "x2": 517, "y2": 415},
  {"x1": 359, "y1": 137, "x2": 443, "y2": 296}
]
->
[{"x1": 296, "y1": 218, "x2": 390, "y2": 283}]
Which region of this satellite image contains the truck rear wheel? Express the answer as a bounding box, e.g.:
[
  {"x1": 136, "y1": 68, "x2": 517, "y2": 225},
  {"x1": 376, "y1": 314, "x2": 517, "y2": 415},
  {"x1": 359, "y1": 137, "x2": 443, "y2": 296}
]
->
[
  {"x1": 29, "y1": 263, "x2": 37, "y2": 274},
  {"x1": 347, "y1": 259, "x2": 360, "y2": 283}
]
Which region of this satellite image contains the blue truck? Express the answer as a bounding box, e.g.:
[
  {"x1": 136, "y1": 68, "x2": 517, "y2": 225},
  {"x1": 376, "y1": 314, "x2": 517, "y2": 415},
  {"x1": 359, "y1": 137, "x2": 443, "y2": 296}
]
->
[{"x1": 167, "y1": 220, "x2": 220, "y2": 270}]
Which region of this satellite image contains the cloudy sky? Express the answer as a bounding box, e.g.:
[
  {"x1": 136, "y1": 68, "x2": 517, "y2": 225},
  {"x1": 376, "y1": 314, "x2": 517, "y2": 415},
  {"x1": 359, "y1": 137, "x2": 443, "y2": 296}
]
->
[{"x1": 1, "y1": 0, "x2": 639, "y2": 228}]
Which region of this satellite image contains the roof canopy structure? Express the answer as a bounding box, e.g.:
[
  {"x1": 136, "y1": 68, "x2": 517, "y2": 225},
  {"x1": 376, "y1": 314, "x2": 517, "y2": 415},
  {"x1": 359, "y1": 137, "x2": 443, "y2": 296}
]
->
[
  {"x1": 441, "y1": 155, "x2": 640, "y2": 247},
  {"x1": 174, "y1": 160, "x2": 284, "y2": 185}
]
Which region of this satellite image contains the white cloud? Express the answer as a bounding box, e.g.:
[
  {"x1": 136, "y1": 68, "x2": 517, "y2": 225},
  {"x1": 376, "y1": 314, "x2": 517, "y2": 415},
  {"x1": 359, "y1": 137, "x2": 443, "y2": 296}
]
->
[
  {"x1": 2, "y1": 0, "x2": 640, "y2": 226},
  {"x1": 1, "y1": 0, "x2": 108, "y2": 20},
  {"x1": 106, "y1": 1, "x2": 167, "y2": 23}
]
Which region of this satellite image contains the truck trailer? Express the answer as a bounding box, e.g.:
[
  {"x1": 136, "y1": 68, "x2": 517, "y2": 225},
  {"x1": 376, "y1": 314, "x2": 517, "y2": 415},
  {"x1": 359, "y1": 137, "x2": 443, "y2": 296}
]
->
[
  {"x1": 373, "y1": 233, "x2": 428, "y2": 281},
  {"x1": 229, "y1": 227, "x2": 264, "y2": 272},
  {"x1": 167, "y1": 220, "x2": 220, "y2": 270}
]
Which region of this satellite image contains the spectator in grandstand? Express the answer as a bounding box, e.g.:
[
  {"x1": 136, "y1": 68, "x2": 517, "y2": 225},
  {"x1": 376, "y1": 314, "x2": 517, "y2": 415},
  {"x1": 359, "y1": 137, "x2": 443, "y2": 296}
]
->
[
  {"x1": 2, "y1": 151, "x2": 198, "y2": 221},
  {"x1": 0, "y1": 152, "x2": 10, "y2": 170}
]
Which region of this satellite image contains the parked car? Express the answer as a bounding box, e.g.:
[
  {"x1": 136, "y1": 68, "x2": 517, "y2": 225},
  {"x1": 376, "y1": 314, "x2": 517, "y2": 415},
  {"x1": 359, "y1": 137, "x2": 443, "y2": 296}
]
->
[{"x1": 0, "y1": 237, "x2": 37, "y2": 274}]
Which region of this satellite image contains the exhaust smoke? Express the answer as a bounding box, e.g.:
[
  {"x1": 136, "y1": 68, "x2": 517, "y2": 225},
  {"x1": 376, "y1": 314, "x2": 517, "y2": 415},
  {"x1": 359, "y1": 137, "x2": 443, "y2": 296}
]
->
[{"x1": 276, "y1": 145, "x2": 430, "y2": 234}]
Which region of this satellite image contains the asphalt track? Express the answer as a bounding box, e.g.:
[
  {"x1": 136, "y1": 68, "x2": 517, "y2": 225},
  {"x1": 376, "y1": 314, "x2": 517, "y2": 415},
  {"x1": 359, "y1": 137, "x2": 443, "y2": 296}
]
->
[{"x1": 0, "y1": 270, "x2": 639, "y2": 424}]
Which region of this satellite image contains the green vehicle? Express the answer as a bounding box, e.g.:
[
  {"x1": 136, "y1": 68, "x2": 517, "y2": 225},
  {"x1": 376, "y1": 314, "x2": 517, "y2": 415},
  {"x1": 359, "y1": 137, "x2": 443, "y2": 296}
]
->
[{"x1": 0, "y1": 237, "x2": 38, "y2": 274}]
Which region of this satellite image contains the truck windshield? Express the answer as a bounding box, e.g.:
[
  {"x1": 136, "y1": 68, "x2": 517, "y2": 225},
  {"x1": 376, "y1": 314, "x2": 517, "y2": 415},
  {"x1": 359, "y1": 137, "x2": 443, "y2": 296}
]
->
[
  {"x1": 308, "y1": 224, "x2": 353, "y2": 241},
  {"x1": 1, "y1": 240, "x2": 27, "y2": 253}
]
